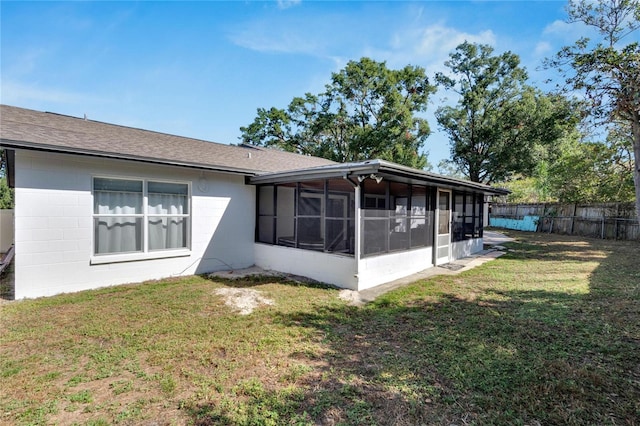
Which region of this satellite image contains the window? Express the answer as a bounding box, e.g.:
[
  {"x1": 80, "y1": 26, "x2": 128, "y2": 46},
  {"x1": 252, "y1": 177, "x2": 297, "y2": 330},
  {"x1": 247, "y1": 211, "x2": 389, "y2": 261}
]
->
[
  {"x1": 148, "y1": 182, "x2": 189, "y2": 251},
  {"x1": 93, "y1": 177, "x2": 190, "y2": 256},
  {"x1": 364, "y1": 195, "x2": 386, "y2": 209}
]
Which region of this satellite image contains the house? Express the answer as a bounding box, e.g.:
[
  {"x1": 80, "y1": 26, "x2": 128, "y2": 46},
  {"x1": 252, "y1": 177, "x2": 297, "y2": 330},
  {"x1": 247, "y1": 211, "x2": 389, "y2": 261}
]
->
[{"x1": 0, "y1": 105, "x2": 507, "y2": 299}]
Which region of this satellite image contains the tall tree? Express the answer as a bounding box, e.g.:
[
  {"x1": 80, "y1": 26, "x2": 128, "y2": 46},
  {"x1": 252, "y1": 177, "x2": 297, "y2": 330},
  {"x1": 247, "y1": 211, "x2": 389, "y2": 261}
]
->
[
  {"x1": 240, "y1": 58, "x2": 436, "y2": 169},
  {"x1": 548, "y1": 0, "x2": 640, "y2": 220},
  {"x1": 435, "y1": 42, "x2": 580, "y2": 184}
]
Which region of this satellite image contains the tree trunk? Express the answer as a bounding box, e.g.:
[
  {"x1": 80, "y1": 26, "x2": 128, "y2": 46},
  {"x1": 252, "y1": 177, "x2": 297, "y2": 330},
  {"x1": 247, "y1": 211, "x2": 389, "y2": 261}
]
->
[{"x1": 633, "y1": 117, "x2": 640, "y2": 225}]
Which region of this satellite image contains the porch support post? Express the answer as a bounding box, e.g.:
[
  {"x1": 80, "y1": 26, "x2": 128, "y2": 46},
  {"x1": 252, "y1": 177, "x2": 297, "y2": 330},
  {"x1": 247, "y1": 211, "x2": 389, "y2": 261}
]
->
[
  {"x1": 354, "y1": 184, "x2": 361, "y2": 287},
  {"x1": 433, "y1": 187, "x2": 439, "y2": 267}
]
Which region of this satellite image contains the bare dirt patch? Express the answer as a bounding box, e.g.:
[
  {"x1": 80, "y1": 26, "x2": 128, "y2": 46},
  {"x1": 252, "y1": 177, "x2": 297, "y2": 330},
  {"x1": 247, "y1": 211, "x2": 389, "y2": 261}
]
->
[{"x1": 213, "y1": 287, "x2": 275, "y2": 315}]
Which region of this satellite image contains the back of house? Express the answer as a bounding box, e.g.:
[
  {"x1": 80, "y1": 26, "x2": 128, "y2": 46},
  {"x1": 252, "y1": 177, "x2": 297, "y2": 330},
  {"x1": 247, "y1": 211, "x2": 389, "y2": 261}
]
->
[{"x1": 0, "y1": 105, "x2": 506, "y2": 299}]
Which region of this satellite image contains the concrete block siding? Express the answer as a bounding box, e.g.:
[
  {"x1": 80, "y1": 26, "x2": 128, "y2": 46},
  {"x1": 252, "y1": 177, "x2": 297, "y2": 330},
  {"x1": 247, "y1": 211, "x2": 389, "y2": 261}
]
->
[
  {"x1": 255, "y1": 244, "x2": 437, "y2": 292},
  {"x1": 14, "y1": 150, "x2": 255, "y2": 298},
  {"x1": 254, "y1": 243, "x2": 358, "y2": 290},
  {"x1": 357, "y1": 247, "x2": 433, "y2": 291}
]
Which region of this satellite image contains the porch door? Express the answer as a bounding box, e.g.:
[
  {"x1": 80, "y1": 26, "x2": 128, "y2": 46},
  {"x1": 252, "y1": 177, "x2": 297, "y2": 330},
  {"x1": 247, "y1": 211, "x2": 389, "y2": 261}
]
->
[
  {"x1": 326, "y1": 193, "x2": 349, "y2": 252},
  {"x1": 436, "y1": 190, "x2": 451, "y2": 265}
]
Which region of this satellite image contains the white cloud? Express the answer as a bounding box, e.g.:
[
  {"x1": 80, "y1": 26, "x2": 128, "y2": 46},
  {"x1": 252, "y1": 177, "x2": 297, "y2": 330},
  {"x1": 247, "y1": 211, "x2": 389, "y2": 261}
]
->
[
  {"x1": 0, "y1": 80, "x2": 97, "y2": 106},
  {"x1": 543, "y1": 19, "x2": 572, "y2": 36},
  {"x1": 277, "y1": 0, "x2": 301, "y2": 10},
  {"x1": 534, "y1": 41, "x2": 553, "y2": 57},
  {"x1": 414, "y1": 25, "x2": 496, "y2": 61},
  {"x1": 365, "y1": 23, "x2": 496, "y2": 73},
  {"x1": 229, "y1": 26, "x2": 322, "y2": 55},
  {"x1": 543, "y1": 18, "x2": 594, "y2": 41}
]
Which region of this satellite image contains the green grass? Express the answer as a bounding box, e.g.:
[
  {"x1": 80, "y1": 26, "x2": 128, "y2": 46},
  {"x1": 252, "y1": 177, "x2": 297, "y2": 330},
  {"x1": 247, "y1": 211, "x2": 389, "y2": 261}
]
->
[{"x1": 1, "y1": 231, "x2": 638, "y2": 425}]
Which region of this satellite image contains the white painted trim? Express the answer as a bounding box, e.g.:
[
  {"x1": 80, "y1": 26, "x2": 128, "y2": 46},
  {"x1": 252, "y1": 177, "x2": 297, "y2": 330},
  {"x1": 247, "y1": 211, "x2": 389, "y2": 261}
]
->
[
  {"x1": 435, "y1": 189, "x2": 452, "y2": 265},
  {"x1": 354, "y1": 184, "x2": 361, "y2": 278},
  {"x1": 90, "y1": 249, "x2": 191, "y2": 265}
]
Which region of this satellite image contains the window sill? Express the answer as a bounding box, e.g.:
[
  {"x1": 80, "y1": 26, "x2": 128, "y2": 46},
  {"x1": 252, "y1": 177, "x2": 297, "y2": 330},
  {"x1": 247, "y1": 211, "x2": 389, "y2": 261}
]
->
[{"x1": 90, "y1": 249, "x2": 191, "y2": 265}]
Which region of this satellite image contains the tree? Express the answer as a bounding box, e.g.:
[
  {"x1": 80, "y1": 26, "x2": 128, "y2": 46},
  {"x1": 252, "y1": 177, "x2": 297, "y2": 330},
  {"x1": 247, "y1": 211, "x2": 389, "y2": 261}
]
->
[
  {"x1": 436, "y1": 159, "x2": 465, "y2": 179},
  {"x1": 499, "y1": 175, "x2": 552, "y2": 203},
  {"x1": 240, "y1": 58, "x2": 436, "y2": 169},
  {"x1": 548, "y1": 0, "x2": 640, "y2": 220},
  {"x1": 546, "y1": 123, "x2": 636, "y2": 202},
  {"x1": 435, "y1": 42, "x2": 581, "y2": 184}
]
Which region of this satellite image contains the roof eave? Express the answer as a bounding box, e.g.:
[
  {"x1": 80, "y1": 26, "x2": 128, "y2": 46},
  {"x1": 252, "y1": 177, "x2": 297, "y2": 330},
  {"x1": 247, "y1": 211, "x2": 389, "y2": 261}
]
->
[
  {"x1": 375, "y1": 160, "x2": 509, "y2": 195},
  {"x1": 250, "y1": 161, "x2": 381, "y2": 184},
  {"x1": 0, "y1": 138, "x2": 259, "y2": 177},
  {"x1": 251, "y1": 159, "x2": 510, "y2": 195}
]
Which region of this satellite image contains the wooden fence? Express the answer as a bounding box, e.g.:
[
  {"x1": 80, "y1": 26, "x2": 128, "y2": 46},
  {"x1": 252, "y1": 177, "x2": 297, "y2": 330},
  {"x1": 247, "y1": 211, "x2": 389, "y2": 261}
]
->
[{"x1": 490, "y1": 202, "x2": 639, "y2": 241}]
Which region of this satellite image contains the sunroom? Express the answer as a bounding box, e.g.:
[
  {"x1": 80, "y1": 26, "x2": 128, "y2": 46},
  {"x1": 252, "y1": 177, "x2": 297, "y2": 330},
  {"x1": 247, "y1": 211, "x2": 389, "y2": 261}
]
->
[{"x1": 251, "y1": 160, "x2": 506, "y2": 291}]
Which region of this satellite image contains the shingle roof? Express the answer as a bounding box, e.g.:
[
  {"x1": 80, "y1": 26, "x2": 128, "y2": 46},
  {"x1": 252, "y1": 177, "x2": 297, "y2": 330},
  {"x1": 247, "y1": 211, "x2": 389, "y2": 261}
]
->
[{"x1": 0, "y1": 105, "x2": 335, "y2": 175}]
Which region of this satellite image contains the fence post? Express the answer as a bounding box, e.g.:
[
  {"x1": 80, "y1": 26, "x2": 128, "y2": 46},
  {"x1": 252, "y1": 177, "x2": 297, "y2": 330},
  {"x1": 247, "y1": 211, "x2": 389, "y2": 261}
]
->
[
  {"x1": 570, "y1": 203, "x2": 577, "y2": 235},
  {"x1": 601, "y1": 216, "x2": 605, "y2": 239},
  {"x1": 614, "y1": 203, "x2": 619, "y2": 240}
]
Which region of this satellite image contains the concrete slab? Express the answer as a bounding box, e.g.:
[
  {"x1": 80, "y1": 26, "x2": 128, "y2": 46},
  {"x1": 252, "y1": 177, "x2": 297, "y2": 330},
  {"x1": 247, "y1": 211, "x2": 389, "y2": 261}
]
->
[{"x1": 483, "y1": 230, "x2": 516, "y2": 246}]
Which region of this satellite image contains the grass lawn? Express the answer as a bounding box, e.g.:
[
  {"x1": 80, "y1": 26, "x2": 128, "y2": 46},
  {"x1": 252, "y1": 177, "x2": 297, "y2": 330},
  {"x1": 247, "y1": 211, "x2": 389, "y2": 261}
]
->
[{"x1": 1, "y1": 231, "x2": 639, "y2": 425}]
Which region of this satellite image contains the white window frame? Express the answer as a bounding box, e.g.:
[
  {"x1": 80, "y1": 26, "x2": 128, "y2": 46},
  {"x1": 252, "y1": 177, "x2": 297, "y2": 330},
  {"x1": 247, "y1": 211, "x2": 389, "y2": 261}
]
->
[{"x1": 91, "y1": 176, "x2": 191, "y2": 265}]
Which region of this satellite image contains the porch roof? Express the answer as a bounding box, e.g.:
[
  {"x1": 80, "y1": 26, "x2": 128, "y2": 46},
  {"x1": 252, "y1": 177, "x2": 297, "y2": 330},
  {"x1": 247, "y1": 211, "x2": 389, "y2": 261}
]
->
[{"x1": 249, "y1": 159, "x2": 510, "y2": 195}]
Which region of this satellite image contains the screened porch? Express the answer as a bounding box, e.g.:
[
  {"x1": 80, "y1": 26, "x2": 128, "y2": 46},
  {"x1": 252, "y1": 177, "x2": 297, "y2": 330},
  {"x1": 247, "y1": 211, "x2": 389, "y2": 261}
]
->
[
  {"x1": 255, "y1": 176, "x2": 439, "y2": 259},
  {"x1": 250, "y1": 160, "x2": 506, "y2": 291}
]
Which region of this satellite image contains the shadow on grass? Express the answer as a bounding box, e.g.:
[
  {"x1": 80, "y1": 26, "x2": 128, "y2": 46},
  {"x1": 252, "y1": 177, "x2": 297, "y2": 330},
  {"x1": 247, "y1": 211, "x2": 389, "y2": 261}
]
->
[
  {"x1": 204, "y1": 272, "x2": 337, "y2": 290},
  {"x1": 187, "y1": 233, "x2": 640, "y2": 425}
]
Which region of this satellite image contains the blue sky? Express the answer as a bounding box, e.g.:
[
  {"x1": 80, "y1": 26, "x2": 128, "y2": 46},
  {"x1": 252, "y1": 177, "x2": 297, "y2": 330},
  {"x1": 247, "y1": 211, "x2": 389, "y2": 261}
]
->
[{"x1": 0, "y1": 0, "x2": 621, "y2": 169}]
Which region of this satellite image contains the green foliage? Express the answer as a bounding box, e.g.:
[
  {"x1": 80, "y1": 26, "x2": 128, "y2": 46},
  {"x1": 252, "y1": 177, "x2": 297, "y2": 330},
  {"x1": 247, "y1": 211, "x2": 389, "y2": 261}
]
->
[
  {"x1": 500, "y1": 176, "x2": 552, "y2": 204},
  {"x1": 549, "y1": 0, "x2": 640, "y2": 217},
  {"x1": 0, "y1": 149, "x2": 13, "y2": 209},
  {"x1": 435, "y1": 42, "x2": 581, "y2": 183},
  {"x1": 547, "y1": 130, "x2": 636, "y2": 203},
  {"x1": 436, "y1": 159, "x2": 465, "y2": 179},
  {"x1": 0, "y1": 177, "x2": 14, "y2": 209},
  {"x1": 240, "y1": 57, "x2": 436, "y2": 169},
  {"x1": 501, "y1": 124, "x2": 635, "y2": 203}
]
